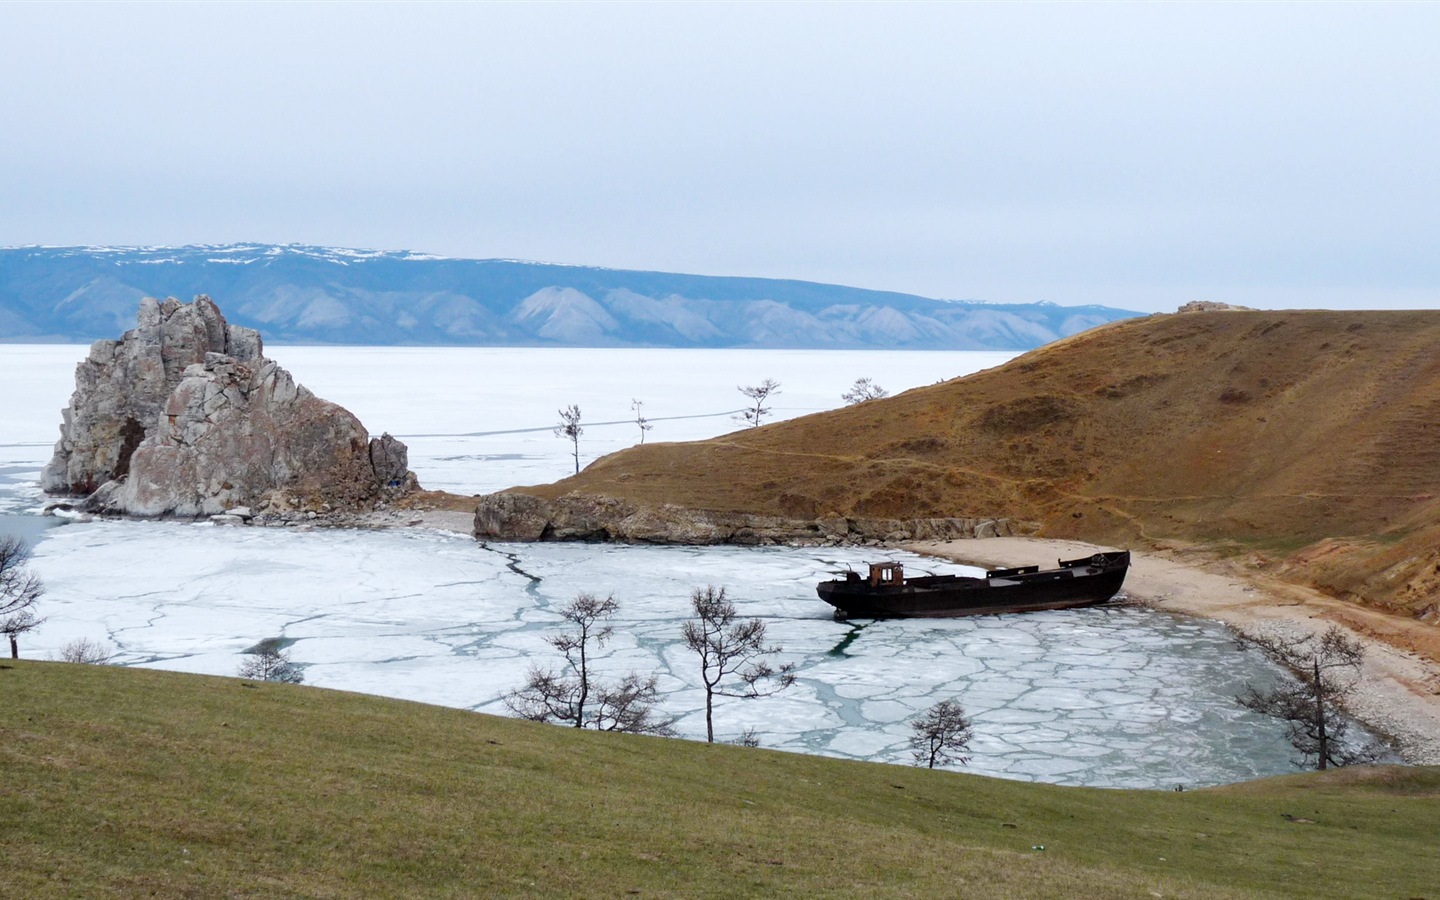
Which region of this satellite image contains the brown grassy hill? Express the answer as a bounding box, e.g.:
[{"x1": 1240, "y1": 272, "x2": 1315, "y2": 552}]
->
[{"x1": 508, "y1": 309, "x2": 1440, "y2": 617}]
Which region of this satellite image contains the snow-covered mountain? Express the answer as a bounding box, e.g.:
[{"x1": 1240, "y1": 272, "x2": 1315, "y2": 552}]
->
[{"x1": 0, "y1": 244, "x2": 1140, "y2": 349}]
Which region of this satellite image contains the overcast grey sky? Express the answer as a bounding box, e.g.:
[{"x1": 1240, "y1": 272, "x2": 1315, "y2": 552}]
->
[{"x1": 2, "y1": 2, "x2": 1436, "y2": 312}]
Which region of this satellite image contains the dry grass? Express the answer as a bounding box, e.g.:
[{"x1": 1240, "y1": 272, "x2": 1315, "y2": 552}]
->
[
  {"x1": 4, "y1": 660, "x2": 1439, "y2": 898},
  {"x1": 498, "y1": 310, "x2": 1440, "y2": 617}
]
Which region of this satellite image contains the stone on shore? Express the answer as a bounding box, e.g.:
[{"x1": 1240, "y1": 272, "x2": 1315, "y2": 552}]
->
[
  {"x1": 368, "y1": 433, "x2": 411, "y2": 488},
  {"x1": 43, "y1": 295, "x2": 416, "y2": 517}
]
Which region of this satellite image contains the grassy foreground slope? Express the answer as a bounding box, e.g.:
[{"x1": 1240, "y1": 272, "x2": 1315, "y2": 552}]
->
[
  {"x1": 4, "y1": 662, "x2": 1438, "y2": 898},
  {"x1": 514, "y1": 310, "x2": 1440, "y2": 617}
]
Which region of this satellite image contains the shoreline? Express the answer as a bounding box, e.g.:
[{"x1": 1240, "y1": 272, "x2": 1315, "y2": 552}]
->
[{"x1": 906, "y1": 536, "x2": 1440, "y2": 766}]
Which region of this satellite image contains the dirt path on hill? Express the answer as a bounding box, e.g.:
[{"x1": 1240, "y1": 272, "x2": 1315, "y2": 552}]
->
[{"x1": 905, "y1": 537, "x2": 1440, "y2": 766}]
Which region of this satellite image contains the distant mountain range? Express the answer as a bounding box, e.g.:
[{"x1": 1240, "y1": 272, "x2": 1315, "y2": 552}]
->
[{"x1": 0, "y1": 244, "x2": 1141, "y2": 349}]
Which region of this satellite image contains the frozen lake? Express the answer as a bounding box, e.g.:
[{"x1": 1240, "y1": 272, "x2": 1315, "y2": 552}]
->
[{"x1": 1, "y1": 344, "x2": 1314, "y2": 786}]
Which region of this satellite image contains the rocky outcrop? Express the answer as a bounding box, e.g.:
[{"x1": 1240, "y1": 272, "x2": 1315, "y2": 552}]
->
[
  {"x1": 473, "y1": 490, "x2": 1022, "y2": 546},
  {"x1": 1175, "y1": 300, "x2": 1255, "y2": 313},
  {"x1": 41, "y1": 295, "x2": 262, "y2": 494},
  {"x1": 43, "y1": 295, "x2": 416, "y2": 517},
  {"x1": 368, "y1": 433, "x2": 410, "y2": 487}
]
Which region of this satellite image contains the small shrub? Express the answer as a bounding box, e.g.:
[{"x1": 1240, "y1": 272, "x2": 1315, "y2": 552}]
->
[
  {"x1": 239, "y1": 643, "x2": 305, "y2": 683},
  {"x1": 59, "y1": 637, "x2": 113, "y2": 664}
]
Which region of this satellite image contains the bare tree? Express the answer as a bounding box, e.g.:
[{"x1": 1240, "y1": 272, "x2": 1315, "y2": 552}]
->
[
  {"x1": 511, "y1": 592, "x2": 615, "y2": 728},
  {"x1": 841, "y1": 377, "x2": 889, "y2": 405},
  {"x1": 0, "y1": 536, "x2": 45, "y2": 659},
  {"x1": 555, "y1": 404, "x2": 583, "y2": 474},
  {"x1": 59, "y1": 637, "x2": 113, "y2": 664},
  {"x1": 909, "y1": 698, "x2": 974, "y2": 769},
  {"x1": 631, "y1": 398, "x2": 653, "y2": 444},
  {"x1": 506, "y1": 593, "x2": 674, "y2": 736},
  {"x1": 730, "y1": 727, "x2": 761, "y2": 748},
  {"x1": 589, "y1": 672, "x2": 674, "y2": 735},
  {"x1": 1236, "y1": 625, "x2": 1377, "y2": 770},
  {"x1": 736, "y1": 379, "x2": 780, "y2": 428},
  {"x1": 238, "y1": 642, "x2": 305, "y2": 683},
  {"x1": 681, "y1": 585, "x2": 796, "y2": 743}
]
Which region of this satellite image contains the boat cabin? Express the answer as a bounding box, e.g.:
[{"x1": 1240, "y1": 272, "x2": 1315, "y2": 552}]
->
[{"x1": 868, "y1": 561, "x2": 904, "y2": 587}]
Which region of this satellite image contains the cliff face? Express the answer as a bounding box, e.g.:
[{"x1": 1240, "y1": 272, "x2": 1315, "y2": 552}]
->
[
  {"x1": 473, "y1": 309, "x2": 1440, "y2": 617},
  {"x1": 44, "y1": 295, "x2": 413, "y2": 517}
]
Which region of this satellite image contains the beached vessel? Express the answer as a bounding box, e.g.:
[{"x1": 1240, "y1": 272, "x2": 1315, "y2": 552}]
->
[{"x1": 816, "y1": 551, "x2": 1130, "y2": 619}]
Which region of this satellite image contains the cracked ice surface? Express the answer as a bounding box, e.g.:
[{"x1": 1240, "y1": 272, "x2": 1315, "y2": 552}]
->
[
  {"x1": 0, "y1": 344, "x2": 1353, "y2": 787},
  {"x1": 19, "y1": 521, "x2": 1307, "y2": 787}
]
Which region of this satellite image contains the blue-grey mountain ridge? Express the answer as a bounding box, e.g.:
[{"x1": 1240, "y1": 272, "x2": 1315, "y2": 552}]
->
[{"x1": 0, "y1": 244, "x2": 1140, "y2": 349}]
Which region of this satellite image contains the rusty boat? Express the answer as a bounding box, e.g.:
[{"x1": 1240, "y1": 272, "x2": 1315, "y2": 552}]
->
[{"x1": 816, "y1": 550, "x2": 1131, "y2": 619}]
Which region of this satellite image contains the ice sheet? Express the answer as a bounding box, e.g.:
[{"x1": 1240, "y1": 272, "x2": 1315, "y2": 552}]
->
[
  {"x1": 15, "y1": 520, "x2": 1318, "y2": 788},
  {"x1": 0, "y1": 344, "x2": 1378, "y2": 788}
]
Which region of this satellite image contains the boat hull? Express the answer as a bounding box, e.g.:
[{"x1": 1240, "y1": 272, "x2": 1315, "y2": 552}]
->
[{"x1": 816, "y1": 552, "x2": 1130, "y2": 619}]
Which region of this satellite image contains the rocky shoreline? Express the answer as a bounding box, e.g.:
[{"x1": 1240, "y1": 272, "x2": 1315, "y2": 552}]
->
[
  {"x1": 44, "y1": 495, "x2": 438, "y2": 532},
  {"x1": 47, "y1": 488, "x2": 1024, "y2": 551},
  {"x1": 472, "y1": 489, "x2": 1028, "y2": 546}
]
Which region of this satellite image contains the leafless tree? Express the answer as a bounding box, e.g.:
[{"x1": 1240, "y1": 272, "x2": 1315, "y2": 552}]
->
[
  {"x1": 59, "y1": 637, "x2": 113, "y2": 664},
  {"x1": 681, "y1": 585, "x2": 796, "y2": 743},
  {"x1": 511, "y1": 592, "x2": 615, "y2": 728},
  {"x1": 1236, "y1": 625, "x2": 1378, "y2": 769},
  {"x1": 238, "y1": 642, "x2": 305, "y2": 683},
  {"x1": 909, "y1": 698, "x2": 974, "y2": 769},
  {"x1": 730, "y1": 727, "x2": 761, "y2": 748},
  {"x1": 555, "y1": 404, "x2": 583, "y2": 474},
  {"x1": 631, "y1": 398, "x2": 653, "y2": 444},
  {"x1": 736, "y1": 379, "x2": 780, "y2": 428},
  {"x1": 589, "y1": 672, "x2": 674, "y2": 735},
  {"x1": 0, "y1": 536, "x2": 45, "y2": 659},
  {"x1": 841, "y1": 377, "x2": 889, "y2": 405},
  {"x1": 506, "y1": 593, "x2": 675, "y2": 736}
]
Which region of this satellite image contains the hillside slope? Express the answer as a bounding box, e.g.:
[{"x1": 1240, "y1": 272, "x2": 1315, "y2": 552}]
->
[
  {"x1": 0, "y1": 244, "x2": 1138, "y2": 349},
  {"x1": 504, "y1": 309, "x2": 1440, "y2": 616},
  {"x1": 5, "y1": 661, "x2": 1438, "y2": 898}
]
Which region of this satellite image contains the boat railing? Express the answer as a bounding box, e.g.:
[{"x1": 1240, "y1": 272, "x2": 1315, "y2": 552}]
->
[{"x1": 986, "y1": 564, "x2": 1040, "y2": 578}]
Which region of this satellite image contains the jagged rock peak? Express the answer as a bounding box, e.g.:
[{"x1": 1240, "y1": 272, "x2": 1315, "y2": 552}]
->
[
  {"x1": 41, "y1": 294, "x2": 262, "y2": 494},
  {"x1": 42, "y1": 295, "x2": 415, "y2": 517}
]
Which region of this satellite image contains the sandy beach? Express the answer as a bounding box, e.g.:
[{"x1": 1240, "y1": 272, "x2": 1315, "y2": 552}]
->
[{"x1": 906, "y1": 537, "x2": 1440, "y2": 765}]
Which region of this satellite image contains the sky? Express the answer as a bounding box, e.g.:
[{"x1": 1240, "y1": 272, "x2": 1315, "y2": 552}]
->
[{"x1": 1, "y1": 2, "x2": 1437, "y2": 314}]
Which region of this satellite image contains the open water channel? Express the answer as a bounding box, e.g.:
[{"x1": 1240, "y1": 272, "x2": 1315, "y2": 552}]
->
[{"x1": 0, "y1": 344, "x2": 1352, "y2": 787}]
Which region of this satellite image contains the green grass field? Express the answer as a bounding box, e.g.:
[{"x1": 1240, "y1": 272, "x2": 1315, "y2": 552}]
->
[{"x1": 3, "y1": 660, "x2": 1436, "y2": 898}]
